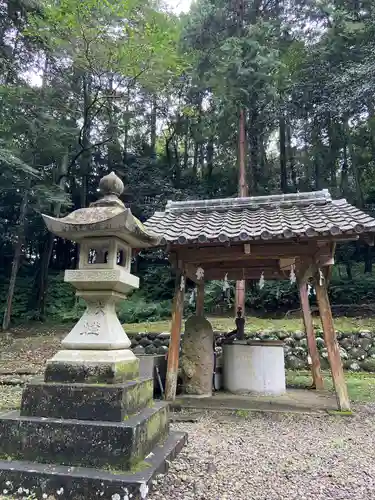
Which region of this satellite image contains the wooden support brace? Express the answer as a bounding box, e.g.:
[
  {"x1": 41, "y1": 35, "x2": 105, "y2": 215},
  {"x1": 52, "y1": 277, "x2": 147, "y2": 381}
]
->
[
  {"x1": 196, "y1": 282, "x2": 205, "y2": 317},
  {"x1": 298, "y1": 281, "x2": 324, "y2": 390},
  {"x1": 165, "y1": 264, "x2": 185, "y2": 401},
  {"x1": 314, "y1": 272, "x2": 351, "y2": 411}
]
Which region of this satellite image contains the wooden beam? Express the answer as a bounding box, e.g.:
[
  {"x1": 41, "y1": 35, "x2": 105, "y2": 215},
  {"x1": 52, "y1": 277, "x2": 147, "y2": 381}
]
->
[
  {"x1": 185, "y1": 265, "x2": 285, "y2": 282},
  {"x1": 298, "y1": 281, "x2": 324, "y2": 390},
  {"x1": 180, "y1": 243, "x2": 321, "y2": 264},
  {"x1": 196, "y1": 283, "x2": 204, "y2": 316},
  {"x1": 325, "y1": 242, "x2": 336, "y2": 285},
  {"x1": 202, "y1": 258, "x2": 279, "y2": 270},
  {"x1": 295, "y1": 258, "x2": 314, "y2": 282},
  {"x1": 165, "y1": 264, "x2": 185, "y2": 401},
  {"x1": 314, "y1": 272, "x2": 350, "y2": 411}
]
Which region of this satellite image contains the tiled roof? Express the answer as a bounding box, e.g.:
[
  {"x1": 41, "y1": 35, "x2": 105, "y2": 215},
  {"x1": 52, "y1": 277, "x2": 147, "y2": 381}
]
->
[{"x1": 144, "y1": 190, "x2": 375, "y2": 245}]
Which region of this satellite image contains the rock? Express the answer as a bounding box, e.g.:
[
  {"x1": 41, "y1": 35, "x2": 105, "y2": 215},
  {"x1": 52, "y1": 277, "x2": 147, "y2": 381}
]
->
[
  {"x1": 336, "y1": 331, "x2": 344, "y2": 341},
  {"x1": 321, "y1": 348, "x2": 328, "y2": 359},
  {"x1": 359, "y1": 338, "x2": 372, "y2": 351},
  {"x1": 368, "y1": 347, "x2": 375, "y2": 358},
  {"x1": 348, "y1": 347, "x2": 367, "y2": 360},
  {"x1": 135, "y1": 333, "x2": 143, "y2": 341},
  {"x1": 316, "y1": 337, "x2": 325, "y2": 348},
  {"x1": 340, "y1": 331, "x2": 352, "y2": 339},
  {"x1": 349, "y1": 361, "x2": 361, "y2": 372},
  {"x1": 145, "y1": 344, "x2": 157, "y2": 355},
  {"x1": 158, "y1": 332, "x2": 171, "y2": 338},
  {"x1": 340, "y1": 338, "x2": 353, "y2": 350},
  {"x1": 130, "y1": 338, "x2": 139, "y2": 348},
  {"x1": 320, "y1": 357, "x2": 330, "y2": 370},
  {"x1": 277, "y1": 330, "x2": 289, "y2": 340},
  {"x1": 180, "y1": 316, "x2": 214, "y2": 396},
  {"x1": 284, "y1": 337, "x2": 295, "y2": 347},
  {"x1": 339, "y1": 347, "x2": 348, "y2": 360},
  {"x1": 343, "y1": 359, "x2": 353, "y2": 370},
  {"x1": 359, "y1": 330, "x2": 372, "y2": 339},
  {"x1": 153, "y1": 338, "x2": 163, "y2": 348},
  {"x1": 147, "y1": 333, "x2": 158, "y2": 340},
  {"x1": 314, "y1": 329, "x2": 324, "y2": 338},
  {"x1": 293, "y1": 330, "x2": 304, "y2": 341},
  {"x1": 139, "y1": 337, "x2": 152, "y2": 347},
  {"x1": 157, "y1": 345, "x2": 168, "y2": 355},
  {"x1": 299, "y1": 338, "x2": 308, "y2": 348},
  {"x1": 283, "y1": 345, "x2": 292, "y2": 357},
  {"x1": 361, "y1": 358, "x2": 375, "y2": 372},
  {"x1": 133, "y1": 345, "x2": 145, "y2": 355},
  {"x1": 294, "y1": 346, "x2": 307, "y2": 357},
  {"x1": 286, "y1": 355, "x2": 306, "y2": 370},
  {"x1": 162, "y1": 339, "x2": 170, "y2": 347}
]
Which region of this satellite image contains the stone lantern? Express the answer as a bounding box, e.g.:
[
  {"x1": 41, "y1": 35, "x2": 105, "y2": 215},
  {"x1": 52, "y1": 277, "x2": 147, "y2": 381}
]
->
[
  {"x1": 0, "y1": 172, "x2": 186, "y2": 499},
  {"x1": 42, "y1": 171, "x2": 155, "y2": 381}
]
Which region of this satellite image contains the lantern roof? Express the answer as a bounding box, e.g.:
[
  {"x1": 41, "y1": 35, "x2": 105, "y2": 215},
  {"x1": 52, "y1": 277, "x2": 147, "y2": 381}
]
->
[{"x1": 42, "y1": 172, "x2": 160, "y2": 248}]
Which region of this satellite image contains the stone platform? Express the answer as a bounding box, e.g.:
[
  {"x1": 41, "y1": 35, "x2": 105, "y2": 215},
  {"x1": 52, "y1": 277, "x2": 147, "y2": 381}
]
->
[
  {"x1": 0, "y1": 431, "x2": 187, "y2": 500},
  {"x1": 0, "y1": 358, "x2": 187, "y2": 499},
  {"x1": 172, "y1": 388, "x2": 338, "y2": 414}
]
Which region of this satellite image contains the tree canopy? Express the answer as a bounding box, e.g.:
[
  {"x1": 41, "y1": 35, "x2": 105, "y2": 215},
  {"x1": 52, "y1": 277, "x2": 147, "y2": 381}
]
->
[{"x1": 1, "y1": 0, "x2": 375, "y2": 328}]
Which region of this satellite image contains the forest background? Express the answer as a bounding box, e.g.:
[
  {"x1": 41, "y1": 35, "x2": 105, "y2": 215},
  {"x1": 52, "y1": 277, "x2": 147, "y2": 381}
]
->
[{"x1": 1, "y1": 0, "x2": 375, "y2": 330}]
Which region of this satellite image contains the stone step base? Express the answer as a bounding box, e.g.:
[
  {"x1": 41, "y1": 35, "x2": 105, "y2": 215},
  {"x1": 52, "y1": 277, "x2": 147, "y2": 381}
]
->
[
  {"x1": 0, "y1": 431, "x2": 187, "y2": 500},
  {"x1": 21, "y1": 377, "x2": 153, "y2": 421},
  {"x1": 0, "y1": 402, "x2": 168, "y2": 470}
]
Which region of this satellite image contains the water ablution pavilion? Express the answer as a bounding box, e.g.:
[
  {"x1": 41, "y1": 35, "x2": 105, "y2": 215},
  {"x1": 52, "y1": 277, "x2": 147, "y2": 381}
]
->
[
  {"x1": 144, "y1": 186, "x2": 375, "y2": 412},
  {"x1": 1, "y1": 172, "x2": 375, "y2": 498}
]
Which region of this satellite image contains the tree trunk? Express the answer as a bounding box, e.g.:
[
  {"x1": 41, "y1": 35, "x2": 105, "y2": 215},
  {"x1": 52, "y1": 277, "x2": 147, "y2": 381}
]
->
[
  {"x1": 36, "y1": 154, "x2": 69, "y2": 318},
  {"x1": 312, "y1": 122, "x2": 322, "y2": 190},
  {"x1": 364, "y1": 245, "x2": 373, "y2": 273},
  {"x1": 327, "y1": 117, "x2": 339, "y2": 194},
  {"x1": 345, "y1": 261, "x2": 353, "y2": 280},
  {"x1": 150, "y1": 94, "x2": 157, "y2": 159},
  {"x1": 286, "y1": 121, "x2": 297, "y2": 191},
  {"x1": 248, "y1": 103, "x2": 258, "y2": 194},
  {"x1": 2, "y1": 189, "x2": 29, "y2": 331},
  {"x1": 80, "y1": 73, "x2": 92, "y2": 208},
  {"x1": 183, "y1": 118, "x2": 189, "y2": 171},
  {"x1": 367, "y1": 101, "x2": 375, "y2": 159},
  {"x1": 199, "y1": 143, "x2": 204, "y2": 177},
  {"x1": 107, "y1": 75, "x2": 122, "y2": 170},
  {"x1": 345, "y1": 120, "x2": 364, "y2": 207},
  {"x1": 279, "y1": 114, "x2": 287, "y2": 193},
  {"x1": 193, "y1": 140, "x2": 199, "y2": 178},
  {"x1": 206, "y1": 137, "x2": 214, "y2": 181},
  {"x1": 123, "y1": 86, "x2": 131, "y2": 161},
  {"x1": 235, "y1": 108, "x2": 247, "y2": 316},
  {"x1": 340, "y1": 138, "x2": 349, "y2": 197}
]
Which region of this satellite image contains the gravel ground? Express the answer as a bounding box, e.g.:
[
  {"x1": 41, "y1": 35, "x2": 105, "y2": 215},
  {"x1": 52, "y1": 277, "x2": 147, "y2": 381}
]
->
[
  {"x1": 150, "y1": 408, "x2": 375, "y2": 500},
  {"x1": 0, "y1": 407, "x2": 374, "y2": 499}
]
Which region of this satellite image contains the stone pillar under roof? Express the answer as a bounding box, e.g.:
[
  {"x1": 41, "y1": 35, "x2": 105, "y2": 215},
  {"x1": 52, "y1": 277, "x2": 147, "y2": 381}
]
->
[{"x1": 0, "y1": 172, "x2": 187, "y2": 499}]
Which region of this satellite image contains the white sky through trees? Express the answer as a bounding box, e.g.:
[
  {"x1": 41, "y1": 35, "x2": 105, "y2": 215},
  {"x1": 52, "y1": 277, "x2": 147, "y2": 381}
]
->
[{"x1": 166, "y1": 0, "x2": 192, "y2": 13}]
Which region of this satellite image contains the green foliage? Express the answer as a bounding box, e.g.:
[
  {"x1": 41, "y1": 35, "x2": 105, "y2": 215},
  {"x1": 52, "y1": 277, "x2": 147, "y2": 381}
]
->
[{"x1": 2, "y1": 0, "x2": 375, "y2": 328}]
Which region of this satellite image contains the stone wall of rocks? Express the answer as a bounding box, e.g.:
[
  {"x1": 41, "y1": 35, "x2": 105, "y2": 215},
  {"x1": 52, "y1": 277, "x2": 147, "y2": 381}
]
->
[{"x1": 130, "y1": 329, "x2": 375, "y2": 372}]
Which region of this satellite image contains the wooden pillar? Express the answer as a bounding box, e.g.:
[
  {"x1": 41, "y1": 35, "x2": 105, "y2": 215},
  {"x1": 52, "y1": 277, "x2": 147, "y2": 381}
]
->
[
  {"x1": 165, "y1": 267, "x2": 185, "y2": 401},
  {"x1": 298, "y1": 281, "x2": 324, "y2": 390},
  {"x1": 196, "y1": 283, "x2": 205, "y2": 317},
  {"x1": 314, "y1": 272, "x2": 350, "y2": 411}
]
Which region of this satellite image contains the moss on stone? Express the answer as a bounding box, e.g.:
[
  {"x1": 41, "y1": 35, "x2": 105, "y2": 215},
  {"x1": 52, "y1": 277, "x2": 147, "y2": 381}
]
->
[
  {"x1": 103, "y1": 460, "x2": 151, "y2": 475},
  {"x1": 115, "y1": 360, "x2": 140, "y2": 381},
  {"x1": 146, "y1": 407, "x2": 167, "y2": 443},
  {"x1": 327, "y1": 410, "x2": 354, "y2": 416}
]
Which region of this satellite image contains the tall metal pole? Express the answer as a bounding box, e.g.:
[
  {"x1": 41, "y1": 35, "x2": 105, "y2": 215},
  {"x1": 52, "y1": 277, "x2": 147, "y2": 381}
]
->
[{"x1": 235, "y1": 0, "x2": 248, "y2": 316}]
